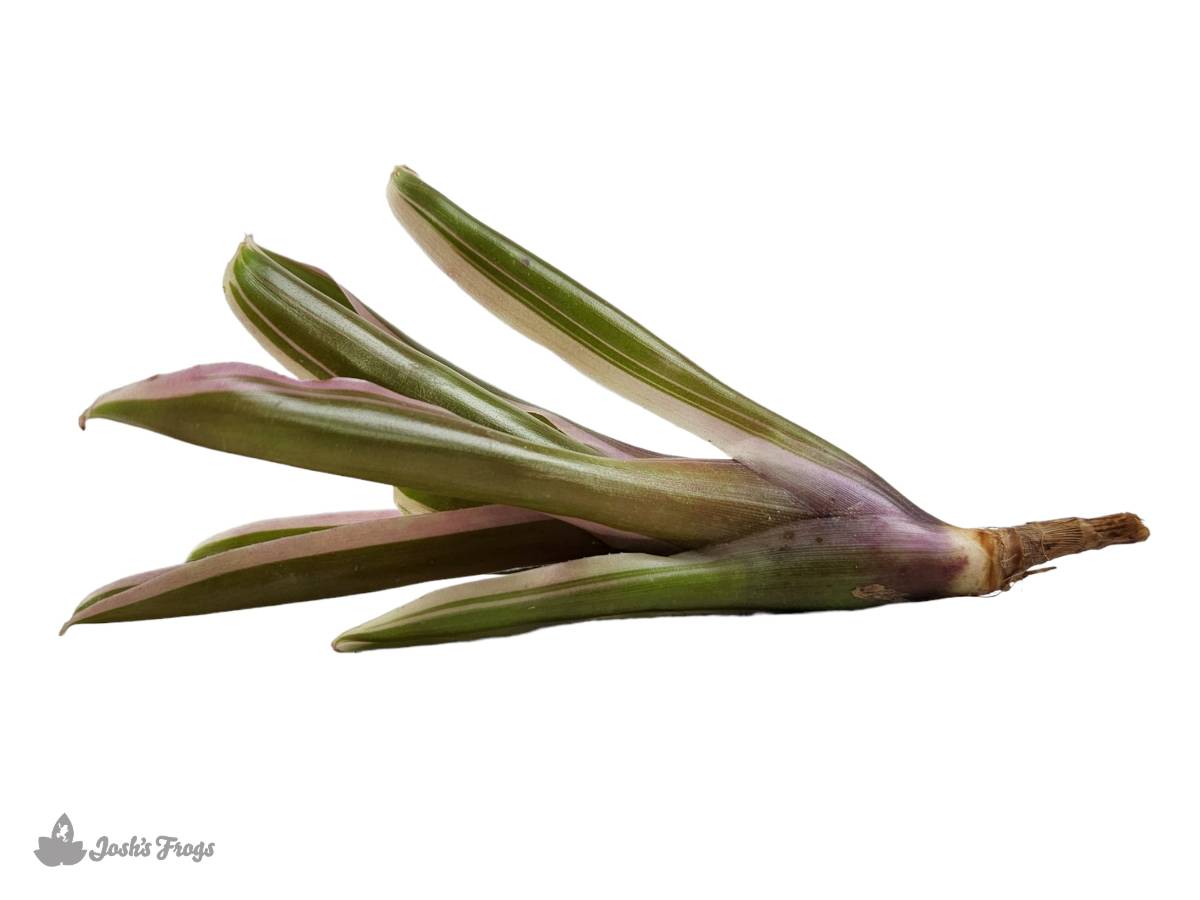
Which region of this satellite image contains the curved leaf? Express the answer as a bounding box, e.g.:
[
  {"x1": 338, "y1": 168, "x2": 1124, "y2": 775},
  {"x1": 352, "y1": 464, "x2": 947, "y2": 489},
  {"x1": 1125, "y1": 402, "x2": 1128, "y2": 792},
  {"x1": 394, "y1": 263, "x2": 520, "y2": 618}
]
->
[
  {"x1": 388, "y1": 166, "x2": 932, "y2": 521},
  {"x1": 65, "y1": 506, "x2": 609, "y2": 630},
  {"x1": 80, "y1": 364, "x2": 806, "y2": 546},
  {"x1": 226, "y1": 238, "x2": 672, "y2": 514},
  {"x1": 187, "y1": 509, "x2": 404, "y2": 561},
  {"x1": 334, "y1": 516, "x2": 974, "y2": 650},
  {"x1": 226, "y1": 237, "x2": 593, "y2": 452}
]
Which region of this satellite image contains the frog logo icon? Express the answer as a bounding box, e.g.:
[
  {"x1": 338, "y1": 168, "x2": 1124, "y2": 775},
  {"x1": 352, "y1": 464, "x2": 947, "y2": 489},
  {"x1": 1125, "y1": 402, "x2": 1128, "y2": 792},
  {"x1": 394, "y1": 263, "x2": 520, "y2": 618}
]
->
[{"x1": 34, "y1": 814, "x2": 86, "y2": 867}]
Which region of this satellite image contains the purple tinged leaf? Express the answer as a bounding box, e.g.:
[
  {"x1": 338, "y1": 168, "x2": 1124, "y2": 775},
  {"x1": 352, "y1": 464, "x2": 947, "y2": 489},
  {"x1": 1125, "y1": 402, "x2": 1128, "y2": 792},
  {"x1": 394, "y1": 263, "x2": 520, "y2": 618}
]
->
[
  {"x1": 333, "y1": 515, "x2": 986, "y2": 651},
  {"x1": 80, "y1": 364, "x2": 807, "y2": 546},
  {"x1": 227, "y1": 237, "x2": 673, "y2": 461},
  {"x1": 187, "y1": 509, "x2": 405, "y2": 561},
  {"x1": 76, "y1": 566, "x2": 177, "y2": 612},
  {"x1": 65, "y1": 506, "x2": 611, "y2": 631},
  {"x1": 387, "y1": 166, "x2": 934, "y2": 521}
]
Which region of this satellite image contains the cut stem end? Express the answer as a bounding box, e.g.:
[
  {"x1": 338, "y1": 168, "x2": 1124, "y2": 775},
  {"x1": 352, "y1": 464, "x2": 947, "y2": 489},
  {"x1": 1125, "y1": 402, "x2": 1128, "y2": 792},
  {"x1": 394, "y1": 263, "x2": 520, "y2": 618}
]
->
[{"x1": 989, "y1": 512, "x2": 1149, "y2": 588}]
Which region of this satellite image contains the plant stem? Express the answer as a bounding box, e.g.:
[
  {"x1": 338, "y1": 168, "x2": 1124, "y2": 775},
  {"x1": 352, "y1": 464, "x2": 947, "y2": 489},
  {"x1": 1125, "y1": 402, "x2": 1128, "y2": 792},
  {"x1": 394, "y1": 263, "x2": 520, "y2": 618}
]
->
[{"x1": 981, "y1": 513, "x2": 1149, "y2": 590}]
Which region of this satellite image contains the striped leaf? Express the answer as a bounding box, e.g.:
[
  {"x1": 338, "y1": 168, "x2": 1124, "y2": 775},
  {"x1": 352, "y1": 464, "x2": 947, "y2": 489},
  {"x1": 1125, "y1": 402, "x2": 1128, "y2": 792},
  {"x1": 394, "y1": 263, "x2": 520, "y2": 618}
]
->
[
  {"x1": 65, "y1": 506, "x2": 609, "y2": 631},
  {"x1": 187, "y1": 509, "x2": 404, "y2": 561},
  {"x1": 334, "y1": 515, "x2": 978, "y2": 650},
  {"x1": 225, "y1": 237, "x2": 593, "y2": 452},
  {"x1": 80, "y1": 364, "x2": 805, "y2": 546},
  {"x1": 387, "y1": 166, "x2": 932, "y2": 521},
  {"x1": 225, "y1": 238, "x2": 671, "y2": 512}
]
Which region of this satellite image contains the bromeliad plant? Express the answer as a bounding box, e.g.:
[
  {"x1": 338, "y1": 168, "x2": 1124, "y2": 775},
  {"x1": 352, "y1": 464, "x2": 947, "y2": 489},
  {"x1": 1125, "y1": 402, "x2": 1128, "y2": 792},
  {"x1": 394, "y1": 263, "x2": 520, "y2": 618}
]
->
[{"x1": 66, "y1": 167, "x2": 1149, "y2": 651}]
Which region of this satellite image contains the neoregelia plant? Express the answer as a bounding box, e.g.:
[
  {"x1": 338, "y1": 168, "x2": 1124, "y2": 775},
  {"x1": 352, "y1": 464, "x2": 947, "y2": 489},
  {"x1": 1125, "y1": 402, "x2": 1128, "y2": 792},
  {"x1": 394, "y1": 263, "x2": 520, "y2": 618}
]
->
[{"x1": 66, "y1": 167, "x2": 1148, "y2": 650}]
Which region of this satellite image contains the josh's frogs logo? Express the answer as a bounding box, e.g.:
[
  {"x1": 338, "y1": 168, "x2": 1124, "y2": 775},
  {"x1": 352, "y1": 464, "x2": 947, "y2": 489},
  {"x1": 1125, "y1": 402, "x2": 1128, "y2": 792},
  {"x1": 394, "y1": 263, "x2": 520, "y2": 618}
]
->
[
  {"x1": 34, "y1": 813, "x2": 215, "y2": 867},
  {"x1": 34, "y1": 814, "x2": 86, "y2": 867}
]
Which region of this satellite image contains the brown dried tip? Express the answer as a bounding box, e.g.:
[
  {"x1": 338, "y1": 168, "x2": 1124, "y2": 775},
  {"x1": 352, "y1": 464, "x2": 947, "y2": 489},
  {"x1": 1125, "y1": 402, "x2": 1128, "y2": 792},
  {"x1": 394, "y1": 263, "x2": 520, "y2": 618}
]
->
[{"x1": 988, "y1": 513, "x2": 1149, "y2": 588}]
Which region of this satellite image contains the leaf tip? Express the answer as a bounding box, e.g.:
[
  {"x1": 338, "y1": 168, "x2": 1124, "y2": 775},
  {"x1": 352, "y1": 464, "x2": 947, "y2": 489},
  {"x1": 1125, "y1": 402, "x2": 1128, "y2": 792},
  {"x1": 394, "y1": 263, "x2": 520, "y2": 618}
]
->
[
  {"x1": 227, "y1": 234, "x2": 255, "y2": 275},
  {"x1": 78, "y1": 396, "x2": 104, "y2": 429},
  {"x1": 331, "y1": 634, "x2": 370, "y2": 653},
  {"x1": 388, "y1": 165, "x2": 422, "y2": 201},
  {"x1": 236, "y1": 234, "x2": 267, "y2": 265}
]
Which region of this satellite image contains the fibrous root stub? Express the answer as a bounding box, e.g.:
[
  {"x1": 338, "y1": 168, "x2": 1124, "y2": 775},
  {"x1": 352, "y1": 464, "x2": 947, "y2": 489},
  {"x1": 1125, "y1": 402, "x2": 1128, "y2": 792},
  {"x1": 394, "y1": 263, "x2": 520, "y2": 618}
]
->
[{"x1": 988, "y1": 512, "x2": 1149, "y2": 589}]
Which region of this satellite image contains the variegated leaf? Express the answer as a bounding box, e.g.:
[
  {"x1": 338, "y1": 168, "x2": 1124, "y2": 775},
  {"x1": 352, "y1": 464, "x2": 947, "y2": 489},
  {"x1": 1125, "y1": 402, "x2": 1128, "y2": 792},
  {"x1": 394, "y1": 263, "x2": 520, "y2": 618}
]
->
[
  {"x1": 80, "y1": 364, "x2": 805, "y2": 546},
  {"x1": 388, "y1": 166, "x2": 933, "y2": 521}
]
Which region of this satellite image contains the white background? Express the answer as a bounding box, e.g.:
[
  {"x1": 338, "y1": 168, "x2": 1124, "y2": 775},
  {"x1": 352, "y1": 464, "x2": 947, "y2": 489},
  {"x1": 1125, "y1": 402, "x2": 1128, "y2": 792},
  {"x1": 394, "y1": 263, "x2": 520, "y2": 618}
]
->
[{"x1": 3, "y1": 2, "x2": 1196, "y2": 896}]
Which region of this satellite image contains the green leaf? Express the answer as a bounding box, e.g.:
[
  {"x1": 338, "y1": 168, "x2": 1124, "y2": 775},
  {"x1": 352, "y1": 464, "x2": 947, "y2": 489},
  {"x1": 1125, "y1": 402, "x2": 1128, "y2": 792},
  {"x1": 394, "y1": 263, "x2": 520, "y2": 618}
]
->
[
  {"x1": 80, "y1": 364, "x2": 805, "y2": 546},
  {"x1": 232, "y1": 240, "x2": 667, "y2": 459},
  {"x1": 225, "y1": 237, "x2": 675, "y2": 511},
  {"x1": 333, "y1": 515, "x2": 975, "y2": 650},
  {"x1": 186, "y1": 509, "x2": 404, "y2": 561},
  {"x1": 387, "y1": 166, "x2": 932, "y2": 521},
  {"x1": 65, "y1": 506, "x2": 609, "y2": 630},
  {"x1": 226, "y1": 237, "x2": 596, "y2": 453}
]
